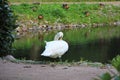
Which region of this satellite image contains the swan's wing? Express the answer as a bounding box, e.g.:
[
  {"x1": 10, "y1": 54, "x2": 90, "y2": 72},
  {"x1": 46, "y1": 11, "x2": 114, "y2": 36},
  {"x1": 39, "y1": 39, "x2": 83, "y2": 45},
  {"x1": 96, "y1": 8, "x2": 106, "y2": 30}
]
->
[{"x1": 41, "y1": 40, "x2": 68, "y2": 58}]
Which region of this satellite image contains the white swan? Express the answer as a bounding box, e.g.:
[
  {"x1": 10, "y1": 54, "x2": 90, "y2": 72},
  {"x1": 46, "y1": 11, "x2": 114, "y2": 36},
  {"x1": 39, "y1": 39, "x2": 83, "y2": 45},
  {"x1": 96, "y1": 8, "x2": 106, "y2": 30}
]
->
[{"x1": 41, "y1": 32, "x2": 69, "y2": 59}]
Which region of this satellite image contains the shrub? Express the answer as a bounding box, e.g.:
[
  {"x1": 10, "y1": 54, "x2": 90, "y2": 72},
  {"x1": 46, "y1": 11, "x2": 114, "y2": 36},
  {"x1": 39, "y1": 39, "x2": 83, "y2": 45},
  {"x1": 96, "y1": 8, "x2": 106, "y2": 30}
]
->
[
  {"x1": 0, "y1": 0, "x2": 17, "y2": 56},
  {"x1": 95, "y1": 55, "x2": 120, "y2": 80},
  {"x1": 112, "y1": 55, "x2": 120, "y2": 73}
]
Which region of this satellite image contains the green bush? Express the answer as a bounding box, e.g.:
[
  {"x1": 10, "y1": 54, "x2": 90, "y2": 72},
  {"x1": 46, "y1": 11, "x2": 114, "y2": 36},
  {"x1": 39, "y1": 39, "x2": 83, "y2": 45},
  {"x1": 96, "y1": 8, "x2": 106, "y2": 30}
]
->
[
  {"x1": 95, "y1": 55, "x2": 120, "y2": 80},
  {"x1": 0, "y1": 0, "x2": 17, "y2": 56},
  {"x1": 112, "y1": 55, "x2": 120, "y2": 72}
]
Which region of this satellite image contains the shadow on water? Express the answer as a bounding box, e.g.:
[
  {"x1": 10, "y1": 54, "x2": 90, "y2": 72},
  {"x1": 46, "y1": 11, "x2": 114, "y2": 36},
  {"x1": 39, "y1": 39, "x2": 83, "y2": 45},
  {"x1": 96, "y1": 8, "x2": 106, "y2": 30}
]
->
[
  {"x1": 13, "y1": 37, "x2": 120, "y2": 63},
  {"x1": 62, "y1": 38, "x2": 120, "y2": 63}
]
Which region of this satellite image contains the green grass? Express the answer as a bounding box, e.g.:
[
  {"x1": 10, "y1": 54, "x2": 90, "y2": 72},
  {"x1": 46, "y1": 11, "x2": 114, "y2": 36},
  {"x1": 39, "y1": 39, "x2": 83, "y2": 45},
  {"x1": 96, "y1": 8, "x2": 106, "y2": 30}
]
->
[
  {"x1": 10, "y1": 0, "x2": 120, "y2": 3},
  {"x1": 10, "y1": 3, "x2": 120, "y2": 25}
]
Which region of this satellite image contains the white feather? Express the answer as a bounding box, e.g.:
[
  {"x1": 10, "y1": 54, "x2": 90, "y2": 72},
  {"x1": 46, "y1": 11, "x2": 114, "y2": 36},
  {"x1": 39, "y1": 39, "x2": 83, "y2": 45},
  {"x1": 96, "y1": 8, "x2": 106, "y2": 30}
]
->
[{"x1": 41, "y1": 32, "x2": 69, "y2": 58}]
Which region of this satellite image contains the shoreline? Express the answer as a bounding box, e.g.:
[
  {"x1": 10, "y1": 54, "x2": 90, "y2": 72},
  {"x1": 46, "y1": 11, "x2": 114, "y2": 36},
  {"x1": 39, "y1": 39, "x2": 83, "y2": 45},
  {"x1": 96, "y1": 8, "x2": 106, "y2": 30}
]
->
[{"x1": 0, "y1": 59, "x2": 116, "y2": 80}]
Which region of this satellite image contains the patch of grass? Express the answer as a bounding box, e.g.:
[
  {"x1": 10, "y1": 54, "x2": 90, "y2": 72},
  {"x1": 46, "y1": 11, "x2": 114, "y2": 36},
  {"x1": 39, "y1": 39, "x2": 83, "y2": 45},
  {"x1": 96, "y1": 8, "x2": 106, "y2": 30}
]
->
[
  {"x1": 10, "y1": 0, "x2": 120, "y2": 3},
  {"x1": 95, "y1": 55, "x2": 120, "y2": 80},
  {"x1": 10, "y1": 3, "x2": 120, "y2": 25}
]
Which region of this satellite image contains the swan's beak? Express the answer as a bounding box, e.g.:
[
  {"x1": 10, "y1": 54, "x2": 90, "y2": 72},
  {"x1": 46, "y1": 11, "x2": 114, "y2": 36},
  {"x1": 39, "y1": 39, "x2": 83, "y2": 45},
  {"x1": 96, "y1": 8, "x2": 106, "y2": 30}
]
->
[{"x1": 59, "y1": 37, "x2": 62, "y2": 40}]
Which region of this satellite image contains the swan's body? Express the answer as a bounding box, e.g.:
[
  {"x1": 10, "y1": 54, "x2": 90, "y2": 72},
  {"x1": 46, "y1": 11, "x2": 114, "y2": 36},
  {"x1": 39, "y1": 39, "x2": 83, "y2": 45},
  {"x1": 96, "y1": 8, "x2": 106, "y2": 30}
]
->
[{"x1": 41, "y1": 32, "x2": 68, "y2": 58}]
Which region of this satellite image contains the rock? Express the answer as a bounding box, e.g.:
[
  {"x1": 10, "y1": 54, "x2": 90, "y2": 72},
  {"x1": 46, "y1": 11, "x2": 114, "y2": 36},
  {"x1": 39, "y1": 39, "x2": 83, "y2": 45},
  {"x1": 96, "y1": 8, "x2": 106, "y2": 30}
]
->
[
  {"x1": 62, "y1": 67, "x2": 68, "y2": 69},
  {"x1": 41, "y1": 65, "x2": 46, "y2": 67},
  {"x1": 80, "y1": 62, "x2": 88, "y2": 66},
  {"x1": 0, "y1": 57, "x2": 2, "y2": 61},
  {"x1": 116, "y1": 21, "x2": 120, "y2": 26},
  {"x1": 50, "y1": 63, "x2": 56, "y2": 67},
  {"x1": 38, "y1": 15, "x2": 43, "y2": 20},
  {"x1": 23, "y1": 65, "x2": 32, "y2": 68},
  {"x1": 3, "y1": 55, "x2": 16, "y2": 61},
  {"x1": 62, "y1": 4, "x2": 69, "y2": 10}
]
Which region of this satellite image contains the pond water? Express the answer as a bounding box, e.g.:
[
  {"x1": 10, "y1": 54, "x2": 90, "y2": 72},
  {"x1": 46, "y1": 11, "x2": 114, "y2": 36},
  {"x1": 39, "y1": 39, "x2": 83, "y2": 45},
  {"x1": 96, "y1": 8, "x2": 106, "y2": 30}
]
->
[{"x1": 13, "y1": 26, "x2": 120, "y2": 63}]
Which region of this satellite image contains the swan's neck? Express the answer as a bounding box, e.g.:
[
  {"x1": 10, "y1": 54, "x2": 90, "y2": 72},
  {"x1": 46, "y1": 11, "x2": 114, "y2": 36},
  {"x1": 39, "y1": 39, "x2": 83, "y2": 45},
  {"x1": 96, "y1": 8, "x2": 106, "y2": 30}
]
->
[{"x1": 54, "y1": 36, "x2": 63, "y2": 40}]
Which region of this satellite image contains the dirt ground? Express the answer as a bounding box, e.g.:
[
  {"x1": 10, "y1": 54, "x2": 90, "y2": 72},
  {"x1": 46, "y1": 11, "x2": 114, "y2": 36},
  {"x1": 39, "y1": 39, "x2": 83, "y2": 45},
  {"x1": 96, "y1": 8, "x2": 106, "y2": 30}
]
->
[{"x1": 0, "y1": 59, "x2": 116, "y2": 80}]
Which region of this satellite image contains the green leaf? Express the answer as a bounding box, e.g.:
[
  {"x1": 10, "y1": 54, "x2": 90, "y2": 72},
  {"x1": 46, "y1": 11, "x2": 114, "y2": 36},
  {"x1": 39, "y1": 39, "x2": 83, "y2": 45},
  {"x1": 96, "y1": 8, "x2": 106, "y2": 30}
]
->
[
  {"x1": 114, "y1": 76, "x2": 120, "y2": 80},
  {"x1": 99, "y1": 72, "x2": 112, "y2": 80},
  {"x1": 112, "y1": 55, "x2": 120, "y2": 72}
]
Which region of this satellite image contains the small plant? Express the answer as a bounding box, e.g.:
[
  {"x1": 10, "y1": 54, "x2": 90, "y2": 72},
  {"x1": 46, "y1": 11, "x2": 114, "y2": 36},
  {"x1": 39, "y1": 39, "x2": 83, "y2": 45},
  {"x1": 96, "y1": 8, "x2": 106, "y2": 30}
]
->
[
  {"x1": 112, "y1": 55, "x2": 120, "y2": 72},
  {"x1": 94, "y1": 55, "x2": 120, "y2": 80}
]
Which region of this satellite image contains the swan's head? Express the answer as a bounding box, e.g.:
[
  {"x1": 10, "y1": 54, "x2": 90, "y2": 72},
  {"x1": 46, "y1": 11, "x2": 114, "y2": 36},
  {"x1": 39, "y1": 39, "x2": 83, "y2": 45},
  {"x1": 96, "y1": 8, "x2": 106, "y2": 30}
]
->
[{"x1": 54, "y1": 32, "x2": 63, "y2": 40}]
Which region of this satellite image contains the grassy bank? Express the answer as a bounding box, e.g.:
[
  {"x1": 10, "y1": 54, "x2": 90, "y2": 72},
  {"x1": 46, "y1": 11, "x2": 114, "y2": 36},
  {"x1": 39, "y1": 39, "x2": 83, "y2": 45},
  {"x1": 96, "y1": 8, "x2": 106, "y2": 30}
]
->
[
  {"x1": 10, "y1": 3, "x2": 120, "y2": 26},
  {"x1": 10, "y1": 0, "x2": 119, "y2": 3}
]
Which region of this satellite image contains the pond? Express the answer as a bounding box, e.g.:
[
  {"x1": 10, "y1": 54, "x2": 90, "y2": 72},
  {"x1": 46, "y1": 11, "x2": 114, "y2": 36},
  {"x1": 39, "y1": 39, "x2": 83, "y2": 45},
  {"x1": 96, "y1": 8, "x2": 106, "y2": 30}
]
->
[{"x1": 12, "y1": 26, "x2": 120, "y2": 63}]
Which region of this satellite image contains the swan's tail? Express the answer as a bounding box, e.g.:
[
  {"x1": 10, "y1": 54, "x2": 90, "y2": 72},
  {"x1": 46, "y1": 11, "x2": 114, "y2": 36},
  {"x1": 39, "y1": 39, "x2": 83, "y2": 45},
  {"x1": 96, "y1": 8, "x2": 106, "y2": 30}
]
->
[
  {"x1": 41, "y1": 53, "x2": 48, "y2": 56},
  {"x1": 41, "y1": 51, "x2": 57, "y2": 58},
  {"x1": 41, "y1": 50, "x2": 51, "y2": 57}
]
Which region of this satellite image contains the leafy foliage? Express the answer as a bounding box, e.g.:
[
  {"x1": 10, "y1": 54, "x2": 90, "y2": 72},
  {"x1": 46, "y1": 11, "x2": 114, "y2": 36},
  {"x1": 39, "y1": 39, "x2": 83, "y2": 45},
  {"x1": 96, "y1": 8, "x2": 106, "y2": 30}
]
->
[
  {"x1": 0, "y1": 0, "x2": 17, "y2": 56},
  {"x1": 114, "y1": 76, "x2": 120, "y2": 80},
  {"x1": 112, "y1": 55, "x2": 120, "y2": 72},
  {"x1": 95, "y1": 55, "x2": 120, "y2": 80},
  {"x1": 99, "y1": 72, "x2": 112, "y2": 80}
]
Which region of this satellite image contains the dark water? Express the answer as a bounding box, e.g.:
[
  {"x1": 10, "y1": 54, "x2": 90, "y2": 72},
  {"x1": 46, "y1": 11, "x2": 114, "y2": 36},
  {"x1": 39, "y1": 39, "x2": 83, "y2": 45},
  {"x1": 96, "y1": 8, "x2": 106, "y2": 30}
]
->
[
  {"x1": 63, "y1": 38, "x2": 120, "y2": 63},
  {"x1": 13, "y1": 37, "x2": 120, "y2": 63}
]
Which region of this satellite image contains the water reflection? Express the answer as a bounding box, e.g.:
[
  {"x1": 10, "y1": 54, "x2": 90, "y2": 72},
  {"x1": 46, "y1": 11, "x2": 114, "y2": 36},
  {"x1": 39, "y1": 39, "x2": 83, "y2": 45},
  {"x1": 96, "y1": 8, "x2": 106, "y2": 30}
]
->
[
  {"x1": 13, "y1": 26, "x2": 120, "y2": 63},
  {"x1": 13, "y1": 38, "x2": 120, "y2": 63},
  {"x1": 63, "y1": 39, "x2": 114, "y2": 63}
]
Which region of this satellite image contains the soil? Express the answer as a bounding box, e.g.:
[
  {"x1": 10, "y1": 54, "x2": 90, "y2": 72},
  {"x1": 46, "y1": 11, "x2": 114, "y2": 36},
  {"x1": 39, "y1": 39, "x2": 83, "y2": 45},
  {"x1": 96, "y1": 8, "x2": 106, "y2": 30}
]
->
[{"x1": 0, "y1": 59, "x2": 116, "y2": 80}]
